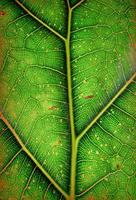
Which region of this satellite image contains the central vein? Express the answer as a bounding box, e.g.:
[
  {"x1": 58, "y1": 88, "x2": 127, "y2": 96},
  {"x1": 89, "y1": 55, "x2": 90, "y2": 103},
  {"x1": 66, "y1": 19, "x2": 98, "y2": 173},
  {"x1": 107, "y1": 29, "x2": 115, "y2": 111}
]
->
[{"x1": 65, "y1": 6, "x2": 77, "y2": 200}]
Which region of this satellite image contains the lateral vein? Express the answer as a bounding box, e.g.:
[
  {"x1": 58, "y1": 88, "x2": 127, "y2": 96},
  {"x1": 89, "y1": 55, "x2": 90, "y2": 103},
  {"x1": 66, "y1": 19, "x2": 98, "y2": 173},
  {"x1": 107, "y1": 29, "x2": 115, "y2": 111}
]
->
[
  {"x1": 72, "y1": 0, "x2": 86, "y2": 10},
  {"x1": 15, "y1": 0, "x2": 66, "y2": 42},
  {"x1": 0, "y1": 149, "x2": 22, "y2": 175},
  {"x1": 77, "y1": 72, "x2": 136, "y2": 142},
  {"x1": 76, "y1": 171, "x2": 118, "y2": 197},
  {"x1": 21, "y1": 166, "x2": 37, "y2": 200},
  {"x1": 0, "y1": 113, "x2": 69, "y2": 199}
]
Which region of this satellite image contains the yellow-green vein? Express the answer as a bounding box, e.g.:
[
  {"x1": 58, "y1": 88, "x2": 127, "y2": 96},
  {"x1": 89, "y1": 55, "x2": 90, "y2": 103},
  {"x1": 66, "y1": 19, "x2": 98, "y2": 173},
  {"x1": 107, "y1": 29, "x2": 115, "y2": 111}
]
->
[
  {"x1": 72, "y1": 0, "x2": 86, "y2": 10},
  {"x1": 0, "y1": 113, "x2": 69, "y2": 199},
  {"x1": 77, "y1": 72, "x2": 136, "y2": 142},
  {"x1": 15, "y1": 0, "x2": 66, "y2": 42}
]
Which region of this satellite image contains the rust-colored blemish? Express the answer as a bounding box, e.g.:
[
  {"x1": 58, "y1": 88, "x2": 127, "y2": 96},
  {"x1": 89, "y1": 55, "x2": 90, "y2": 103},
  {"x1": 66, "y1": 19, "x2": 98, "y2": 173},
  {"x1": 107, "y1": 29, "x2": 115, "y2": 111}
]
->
[
  {"x1": 132, "y1": 43, "x2": 136, "y2": 49},
  {"x1": 0, "y1": 11, "x2": 6, "y2": 16},
  {"x1": 52, "y1": 140, "x2": 62, "y2": 147},
  {"x1": 130, "y1": 19, "x2": 136, "y2": 23},
  {"x1": 84, "y1": 95, "x2": 94, "y2": 99},
  {"x1": 88, "y1": 196, "x2": 95, "y2": 200},
  {"x1": 0, "y1": 112, "x2": 2, "y2": 118},
  {"x1": 0, "y1": 180, "x2": 6, "y2": 190},
  {"x1": 48, "y1": 106, "x2": 58, "y2": 110}
]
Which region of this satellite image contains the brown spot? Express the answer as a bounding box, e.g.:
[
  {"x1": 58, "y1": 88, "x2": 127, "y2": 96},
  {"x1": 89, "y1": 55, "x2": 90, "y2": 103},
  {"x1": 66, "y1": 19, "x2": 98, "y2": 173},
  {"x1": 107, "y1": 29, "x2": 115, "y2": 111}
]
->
[
  {"x1": 132, "y1": 43, "x2": 136, "y2": 49},
  {"x1": 130, "y1": 19, "x2": 136, "y2": 23},
  {"x1": 56, "y1": 140, "x2": 61, "y2": 145},
  {"x1": 84, "y1": 95, "x2": 94, "y2": 99},
  {"x1": 88, "y1": 196, "x2": 95, "y2": 200},
  {"x1": 0, "y1": 180, "x2": 6, "y2": 190},
  {"x1": 48, "y1": 106, "x2": 58, "y2": 110},
  {"x1": 52, "y1": 140, "x2": 62, "y2": 147},
  {"x1": 116, "y1": 163, "x2": 121, "y2": 170},
  {"x1": 0, "y1": 11, "x2": 6, "y2": 16}
]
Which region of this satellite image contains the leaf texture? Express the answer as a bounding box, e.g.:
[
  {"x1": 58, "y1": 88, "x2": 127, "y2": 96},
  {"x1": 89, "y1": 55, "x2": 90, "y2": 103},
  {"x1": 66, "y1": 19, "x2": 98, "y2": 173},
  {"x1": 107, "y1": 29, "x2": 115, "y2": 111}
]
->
[{"x1": 0, "y1": 0, "x2": 136, "y2": 199}]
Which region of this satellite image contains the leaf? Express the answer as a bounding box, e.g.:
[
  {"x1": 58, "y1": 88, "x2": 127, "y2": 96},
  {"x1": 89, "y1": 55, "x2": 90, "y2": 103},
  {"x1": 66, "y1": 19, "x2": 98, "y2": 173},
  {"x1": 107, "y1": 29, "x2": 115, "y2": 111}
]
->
[{"x1": 0, "y1": 0, "x2": 136, "y2": 199}]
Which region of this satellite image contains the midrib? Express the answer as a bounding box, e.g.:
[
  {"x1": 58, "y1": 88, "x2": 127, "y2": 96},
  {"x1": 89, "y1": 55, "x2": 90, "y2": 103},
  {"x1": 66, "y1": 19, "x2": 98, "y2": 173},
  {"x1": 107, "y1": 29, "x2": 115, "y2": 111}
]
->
[{"x1": 65, "y1": 6, "x2": 77, "y2": 199}]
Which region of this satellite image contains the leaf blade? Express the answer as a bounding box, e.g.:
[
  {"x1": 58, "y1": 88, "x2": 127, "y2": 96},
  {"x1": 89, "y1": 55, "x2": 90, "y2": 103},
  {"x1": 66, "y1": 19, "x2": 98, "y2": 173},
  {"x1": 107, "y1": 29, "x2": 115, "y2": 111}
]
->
[{"x1": 0, "y1": 0, "x2": 136, "y2": 199}]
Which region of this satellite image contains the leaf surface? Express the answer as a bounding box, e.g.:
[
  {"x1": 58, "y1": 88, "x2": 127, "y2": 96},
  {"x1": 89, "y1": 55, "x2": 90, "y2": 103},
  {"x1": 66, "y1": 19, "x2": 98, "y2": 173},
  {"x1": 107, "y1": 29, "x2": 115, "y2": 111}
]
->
[{"x1": 0, "y1": 0, "x2": 136, "y2": 199}]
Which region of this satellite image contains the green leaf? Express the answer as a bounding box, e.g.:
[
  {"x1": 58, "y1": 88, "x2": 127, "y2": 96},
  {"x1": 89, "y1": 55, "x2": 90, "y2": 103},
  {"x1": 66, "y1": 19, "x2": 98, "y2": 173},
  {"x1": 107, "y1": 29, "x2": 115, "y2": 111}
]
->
[{"x1": 0, "y1": 0, "x2": 136, "y2": 199}]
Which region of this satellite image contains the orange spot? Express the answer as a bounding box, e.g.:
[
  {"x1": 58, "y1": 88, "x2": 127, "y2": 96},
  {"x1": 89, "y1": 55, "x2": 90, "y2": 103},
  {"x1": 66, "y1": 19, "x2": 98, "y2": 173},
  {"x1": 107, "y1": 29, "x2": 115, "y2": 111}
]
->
[
  {"x1": 48, "y1": 106, "x2": 58, "y2": 110},
  {"x1": 88, "y1": 196, "x2": 95, "y2": 200},
  {"x1": 84, "y1": 95, "x2": 94, "y2": 99},
  {"x1": 0, "y1": 11, "x2": 6, "y2": 16},
  {"x1": 52, "y1": 140, "x2": 61, "y2": 147},
  {"x1": 132, "y1": 43, "x2": 136, "y2": 49},
  {"x1": 0, "y1": 180, "x2": 6, "y2": 190}
]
